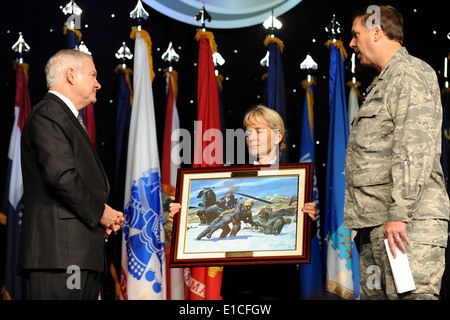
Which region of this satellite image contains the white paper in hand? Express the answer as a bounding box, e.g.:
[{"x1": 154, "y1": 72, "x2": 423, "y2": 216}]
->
[{"x1": 384, "y1": 239, "x2": 416, "y2": 294}]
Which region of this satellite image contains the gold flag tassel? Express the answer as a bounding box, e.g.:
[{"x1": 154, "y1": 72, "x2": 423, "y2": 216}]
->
[
  {"x1": 325, "y1": 38, "x2": 348, "y2": 61},
  {"x1": 130, "y1": 27, "x2": 155, "y2": 82}
]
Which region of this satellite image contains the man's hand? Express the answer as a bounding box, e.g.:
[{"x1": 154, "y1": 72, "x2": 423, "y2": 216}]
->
[
  {"x1": 100, "y1": 204, "x2": 124, "y2": 238},
  {"x1": 383, "y1": 220, "x2": 410, "y2": 258}
]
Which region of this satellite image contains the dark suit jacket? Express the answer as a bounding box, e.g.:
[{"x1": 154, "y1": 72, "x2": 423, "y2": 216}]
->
[{"x1": 18, "y1": 92, "x2": 110, "y2": 275}]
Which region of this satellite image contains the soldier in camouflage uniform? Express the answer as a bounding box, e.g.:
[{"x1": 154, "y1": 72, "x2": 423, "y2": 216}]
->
[
  {"x1": 345, "y1": 5, "x2": 449, "y2": 300},
  {"x1": 196, "y1": 199, "x2": 255, "y2": 240}
]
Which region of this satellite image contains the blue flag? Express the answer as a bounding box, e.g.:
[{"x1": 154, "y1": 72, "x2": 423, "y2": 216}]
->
[
  {"x1": 112, "y1": 67, "x2": 133, "y2": 209},
  {"x1": 265, "y1": 37, "x2": 289, "y2": 162},
  {"x1": 323, "y1": 40, "x2": 359, "y2": 299},
  {"x1": 266, "y1": 41, "x2": 286, "y2": 120},
  {"x1": 298, "y1": 79, "x2": 324, "y2": 298}
]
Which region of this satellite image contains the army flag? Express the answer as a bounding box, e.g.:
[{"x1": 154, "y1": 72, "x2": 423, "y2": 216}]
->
[
  {"x1": 3, "y1": 62, "x2": 32, "y2": 299},
  {"x1": 323, "y1": 39, "x2": 359, "y2": 299},
  {"x1": 184, "y1": 30, "x2": 223, "y2": 300},
  {"x1": 120, "y1": 28, "x2": 166, "y2": 300},
  {"x1": 298, "y1": 79, "x2": 324, "y2": 298}
]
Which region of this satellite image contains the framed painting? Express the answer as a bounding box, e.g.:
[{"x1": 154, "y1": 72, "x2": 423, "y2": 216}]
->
[{"x1": 169, "y1": 163, "x2": 313, "y2": 267}]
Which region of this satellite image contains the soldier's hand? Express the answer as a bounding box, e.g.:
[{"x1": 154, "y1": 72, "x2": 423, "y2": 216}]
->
[
  {"x1": 169, "y1": 196, "x2": 181, "y2": 222},
  {"x1": 383, "y1": 221, "x2": 410, "y2": 258}
]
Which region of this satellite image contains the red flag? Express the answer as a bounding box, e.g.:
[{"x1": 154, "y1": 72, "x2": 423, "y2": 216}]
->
[
  {"x1": 184, "y1": 30, "x2": 223, "y2": 300},
  {"x1": 162, "y1": 69, "x2": 185, "y2": 300},
  {"x1": 161, "y1": 69, "x2": 179, "y2": 196},
  {"x1": 4, "y1": 62, "x2": 32, "y2": 299},
  {"x1": 83, "y1": 104, "x2": 97, "y2": 150},
  {"x1": 193, "y1": 31, "x2": 223, "y2": 167}
]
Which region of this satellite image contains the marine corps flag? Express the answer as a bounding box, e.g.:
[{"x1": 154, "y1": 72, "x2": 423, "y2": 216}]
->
[
  {"x1": 323, "y1": 39, "x2": 359, "y2": 300},
  {"x1": 2, "y1": 62, "x2": 32, "y2": 300},
  {"x1": 184, "y1": 29, "x2": 223, "y2": 300},
  {"x1": 120, "y1": 28, "x2": 166, "y2": 300}
]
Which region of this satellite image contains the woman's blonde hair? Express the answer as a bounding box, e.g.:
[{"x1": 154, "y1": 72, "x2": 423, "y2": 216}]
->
[{"x1": 243, "y1": 104, "x2": 286, "y2": 153}]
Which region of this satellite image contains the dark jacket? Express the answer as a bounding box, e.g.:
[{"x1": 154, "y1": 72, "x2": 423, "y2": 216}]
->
[{"x1": 18, "y1": 92, "x2": 110, "y2": 275}]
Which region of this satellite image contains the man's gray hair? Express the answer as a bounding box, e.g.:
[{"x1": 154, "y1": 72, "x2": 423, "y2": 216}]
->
[{"x1": 44, "y1": 49, "x2": 93, "y2": 88}]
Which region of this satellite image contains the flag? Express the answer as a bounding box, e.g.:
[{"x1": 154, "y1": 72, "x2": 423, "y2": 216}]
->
[
  {"x1": 264, "y1": 36, "x2": 286, "y2": 120},
  {"x1": 101, "y1": 66, "x2": 133, "y2": 300},
  {"x1": 161, "y1": 68, "x2": 184, "y2": 300},
  {"x1": 323, "y1": 39, "x2": 359, "y2": 300},
  {"x1": 112, "y1": 66, "x2": 133, "y2": 210},
  {"x1": 2, "y1": 62, "x2": 32, "y2": 299},
  {"x1": 161, "y1": 69, "x2": 180, "y2": 199},
  {"x1": 120, "y1": 28, "x2": 166, "y2": 300},
  {"x1": 346, "y1": 81, "x2": 360, "y2": 131},
  {"x1": 264, "y1": 36, "x2": 289, "y2": 162},
  {"x1": 298, "y1": 79, "x2": 324, "y2": 298},
  {"x1": 184, "y1": 30, "x2": 223, "y2": 300},
  {"x1": 64, "y1": 25, "x2": 97, "y2": 149}
]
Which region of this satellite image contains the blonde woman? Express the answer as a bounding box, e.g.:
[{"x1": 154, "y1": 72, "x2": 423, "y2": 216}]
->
[{"x1": 169, "y1": 105, "x2": 318, "y2": 299}]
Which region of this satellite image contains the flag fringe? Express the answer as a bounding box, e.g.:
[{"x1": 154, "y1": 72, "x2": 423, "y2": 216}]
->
[
  {"x1": 63, "y1": 26, "x2": 82, "y2": 41},
  {"x1": 346, "y1": 80, "x2": 361, "y2": 101},
  {"x1": 264, "y1": 36, "x2": 284, "y2": 53},
  {"x1": 301, "y1": 79, "x2": 316, "y2": 142},
  {"x1": 163, "y1": 68, "x2": 178, "y2": 101},
  {"x1": 325, "y1": 38, "x2": 348, "y2": 61},
  {"x1": 195, "y1": 29, "x2": 217, "y2": 53},
  {"x1": 130, "y1": 28, "x2": 155, "y2": 82},
  {"x1": 216, "y1": 73, "x2": 224, "y2": 91},
  {"x1": 13, "y1": 62, "x2": 29, "y2": 82},
  {"x1": 115, "y1": 66, "x2": 134, "y2": 106}
]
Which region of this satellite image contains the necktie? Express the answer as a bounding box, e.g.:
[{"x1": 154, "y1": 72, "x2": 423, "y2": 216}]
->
[{"x1": 77, "y1": 113, "x2": 88, "y2": 133}]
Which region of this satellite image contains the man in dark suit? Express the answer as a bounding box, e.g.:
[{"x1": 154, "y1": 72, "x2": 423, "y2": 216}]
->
[{"x1": 18, "y1": 49, "x2": 124, "y2": 299}]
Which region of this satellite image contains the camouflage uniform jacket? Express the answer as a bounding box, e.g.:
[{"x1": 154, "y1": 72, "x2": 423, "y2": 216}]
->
[{"x1": 344, "y1": 47, "x2": 450, "y2": 230}]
